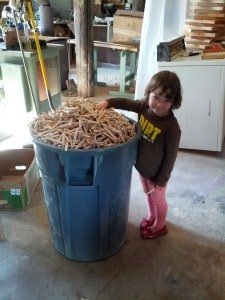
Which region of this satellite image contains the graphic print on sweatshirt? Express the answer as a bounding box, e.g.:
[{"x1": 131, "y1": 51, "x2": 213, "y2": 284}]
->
[{"x1": 139, "y1": 115, "x2": 161, "y2": 143}]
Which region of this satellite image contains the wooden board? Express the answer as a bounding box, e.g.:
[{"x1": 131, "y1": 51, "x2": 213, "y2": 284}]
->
[
  {"x1": 189, "y1": 0, "x2": 225, "y2": 3},
  {"x1": 185, "y1": 28, "x2": 224, "y2": 35},
  {"x1": 190, "y1": 5, "x2": 225, "y2": 11},
  {"x1": 185, "y1": 39, "x2": 214, "y2": 46},
  {"x1": 202, "y1": 51, "x2": 225, "y2": 59},
  {"x1": 186, "y1": 44, "x2": 208, "y2": 50},
  {"x1": 94, "y1": 40, "x2": 139, "y2": 52},
  {"x1": 191, "y1": 6, "x2": 225, "y2": 10},
  {"x1": 185, "y1": 36, "x2": 215, "y2": 49},
  {"x1": 189, "y1": 12, "x2": 225, "y2": 17},
  {"x1": 190, "y1": 2, "x2": 225, "y2": 7},
  {"x1": 185, "y1": 18, "x2": 225, "y2": 24},
  {"x1": 185, "y1": 24, "x2": 224, "y2": 31},
  {"x1": 185, "y1": 30, "x2": 217, "y2": 37},
  {"x1": 185, "y1": 37, "x2": 212, "y2": 43}
]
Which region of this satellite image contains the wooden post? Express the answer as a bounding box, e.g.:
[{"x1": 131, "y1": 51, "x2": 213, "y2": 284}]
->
[
  {"x1": 132, "y1": 0, "x2": 145, "y2": 12},
  {"x1": 74, "y1": 0, "x2": 94, "y2": 97}
]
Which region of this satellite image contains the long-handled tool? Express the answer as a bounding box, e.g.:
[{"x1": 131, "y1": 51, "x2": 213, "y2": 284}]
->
[
  {"x1": 25, "y1": 0, "x2": 54, "y2": 112},
  {"x1": 11, "y1": 8, "x2": 39, "y2": 114}
]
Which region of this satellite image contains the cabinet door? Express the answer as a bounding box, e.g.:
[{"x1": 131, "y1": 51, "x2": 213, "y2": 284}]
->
[{"x1": 158, "y1": 65, "x2": 222, "y2": 151}]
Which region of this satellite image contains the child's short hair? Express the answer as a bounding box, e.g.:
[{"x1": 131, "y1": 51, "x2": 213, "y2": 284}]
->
[{"x1": 144, "y1": 70, "x2": 182, "y2": 109}]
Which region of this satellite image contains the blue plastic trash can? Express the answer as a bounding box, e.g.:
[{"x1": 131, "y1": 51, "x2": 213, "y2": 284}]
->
[{"x1": 31, "y1": 121, "x2": 140, "y2": 261}]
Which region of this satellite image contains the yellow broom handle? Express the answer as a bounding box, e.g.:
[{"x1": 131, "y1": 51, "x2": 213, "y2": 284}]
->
[
  {"x1": 26, "y1": 1, "x2": 49, "y2": 89},
  {"x1": 26, "y1": 1, "x2": 54, "y2": 111}
]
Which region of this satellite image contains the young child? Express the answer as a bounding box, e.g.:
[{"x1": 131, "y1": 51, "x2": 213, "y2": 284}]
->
[{"x1": 97, "y1": 70, "x2": 182, "y2": 239}]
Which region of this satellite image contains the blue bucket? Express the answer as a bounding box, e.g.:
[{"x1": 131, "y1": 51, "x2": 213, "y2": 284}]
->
[{"x1": 31, "y1": 119, "x2": 140, "y2": 261}]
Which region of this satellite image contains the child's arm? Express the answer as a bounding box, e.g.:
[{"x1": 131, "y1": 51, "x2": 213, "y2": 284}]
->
[{"x1": 96, "y1": 97, "x2": 144, "y2": 113}]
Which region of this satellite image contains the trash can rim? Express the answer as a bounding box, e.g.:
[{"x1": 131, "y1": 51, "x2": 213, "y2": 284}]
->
[{"x1": 29, "y1": 117, "x2": 141, "y2": 153}]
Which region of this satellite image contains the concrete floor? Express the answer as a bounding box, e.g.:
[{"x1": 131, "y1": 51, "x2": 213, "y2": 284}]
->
[{"x1": 1, "y1": 85, "x2": 225, "y2": 299}]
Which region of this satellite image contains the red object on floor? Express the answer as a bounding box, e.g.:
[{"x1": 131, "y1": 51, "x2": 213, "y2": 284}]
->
[
  {"x1": 139, "y1": 217, "x2": 155, "y2": 230},
  {"x1": 141, "y1": 225, "x2": 168, "y2": 239}
]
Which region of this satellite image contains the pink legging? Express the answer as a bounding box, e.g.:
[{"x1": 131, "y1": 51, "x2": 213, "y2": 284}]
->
[{"x1": 139, "y1": 174, "x2": 168, "y2": 230}]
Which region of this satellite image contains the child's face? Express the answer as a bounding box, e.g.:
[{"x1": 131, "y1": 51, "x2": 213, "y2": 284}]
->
[{"x1": 148, "y1": 88, "x2": 173, "y2": 117}]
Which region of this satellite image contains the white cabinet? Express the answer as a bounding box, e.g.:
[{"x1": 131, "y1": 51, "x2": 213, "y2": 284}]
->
[{"x1": 158, "y1": 56, "x2": 225, "y2": 151}]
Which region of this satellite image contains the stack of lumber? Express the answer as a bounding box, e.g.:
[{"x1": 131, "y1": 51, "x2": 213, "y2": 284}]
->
[{"x1": 184, "y1": 0, "x2": 225, "y2": 50}]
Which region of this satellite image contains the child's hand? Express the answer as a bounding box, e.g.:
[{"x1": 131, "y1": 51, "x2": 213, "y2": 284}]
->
[{"x1": 96, "y1": 100, "x2": 108, "y2": 110}]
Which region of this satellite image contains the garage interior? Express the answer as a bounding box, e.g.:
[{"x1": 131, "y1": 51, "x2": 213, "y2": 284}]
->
[{"x1": 1, "y1": 1, "x2": 225, "y2": 299}]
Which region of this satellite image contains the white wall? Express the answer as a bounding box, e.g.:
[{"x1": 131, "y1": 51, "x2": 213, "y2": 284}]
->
[{"x1": 135, "y1": 0, "x2": 187, "y2": 100}]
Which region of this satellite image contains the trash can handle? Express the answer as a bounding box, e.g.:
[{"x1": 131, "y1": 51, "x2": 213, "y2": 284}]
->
[
  {"x1": 65, "y1": 155, "x2": 103, "y2": 187},
  {"x1": 92, "y1": 155, "x2": 103, "y2": 185}
]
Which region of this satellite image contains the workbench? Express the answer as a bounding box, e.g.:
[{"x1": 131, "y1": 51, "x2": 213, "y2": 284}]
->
[
  {"x1": 0, "y1": 44, "x2": 63, "y2": 115},
  {"x1": 93, "y1": 41, "x2": 139, "y2": 99}
]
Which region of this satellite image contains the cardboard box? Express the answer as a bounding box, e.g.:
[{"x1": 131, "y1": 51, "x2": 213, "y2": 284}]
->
[
  {"x1": 0, "y1": 149, "x2": 39, "y2": 210},
  {"x1": 113, "y1": 10, "x2": 143, "y2": 43}
]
